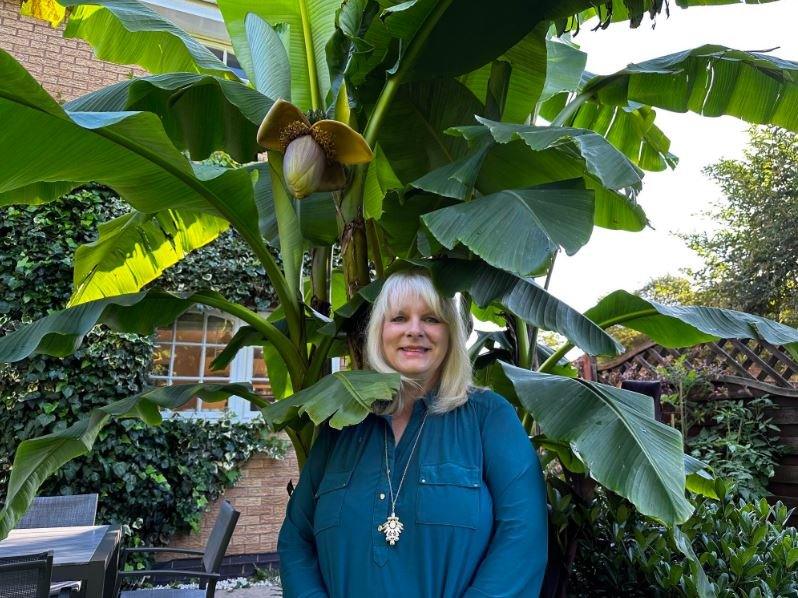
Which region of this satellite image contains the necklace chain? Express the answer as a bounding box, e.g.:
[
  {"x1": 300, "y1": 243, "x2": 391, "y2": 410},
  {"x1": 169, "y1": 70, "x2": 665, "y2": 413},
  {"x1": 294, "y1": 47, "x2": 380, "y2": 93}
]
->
[{"x1": 384, "y1": 410, "x2": 429, "y2": 515}]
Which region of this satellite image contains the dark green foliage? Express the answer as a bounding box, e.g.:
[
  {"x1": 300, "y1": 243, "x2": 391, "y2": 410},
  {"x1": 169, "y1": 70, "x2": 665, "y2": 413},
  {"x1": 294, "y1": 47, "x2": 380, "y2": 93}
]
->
[
  {"x1": 687, "y1": 397, "x2": 782, "y2": 503},
  {"x1": 0, "y1": 184, "x2": 285, "y2": 566},
  {"x1": 564, "y1": 482, "x2": 798, "y2": 597},
  {"x1": 684, "y1": 126, "x2": 798, "y2": 327}
]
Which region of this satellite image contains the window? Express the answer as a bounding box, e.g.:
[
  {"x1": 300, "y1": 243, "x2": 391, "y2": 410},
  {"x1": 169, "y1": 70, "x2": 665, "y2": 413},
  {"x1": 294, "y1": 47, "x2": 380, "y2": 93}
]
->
[{"x1": 152, "y1": 309, "x2": 270, "y2": 420}]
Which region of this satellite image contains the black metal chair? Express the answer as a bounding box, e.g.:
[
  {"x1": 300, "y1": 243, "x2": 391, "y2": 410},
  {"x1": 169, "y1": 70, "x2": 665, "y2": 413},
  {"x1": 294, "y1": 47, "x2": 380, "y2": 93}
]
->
[
  {"x1": 16, "y1": 494, "x2": 98, "y2": 529},
  {"x1": 116, "y1": 500, "x2": 240, "y2": 598},
  {"x1": 0, "y1": 551, "x2": 60, "y2": 598}
]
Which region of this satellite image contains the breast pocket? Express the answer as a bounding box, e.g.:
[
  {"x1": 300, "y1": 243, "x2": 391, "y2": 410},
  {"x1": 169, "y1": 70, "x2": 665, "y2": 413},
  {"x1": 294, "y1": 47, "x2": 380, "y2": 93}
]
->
[
  {"x1": 314, "y1": 470, "x2": 352, "y2": 534},
  {"x1": 416, "y1": 463, "x2": 481, "y2": 528}
]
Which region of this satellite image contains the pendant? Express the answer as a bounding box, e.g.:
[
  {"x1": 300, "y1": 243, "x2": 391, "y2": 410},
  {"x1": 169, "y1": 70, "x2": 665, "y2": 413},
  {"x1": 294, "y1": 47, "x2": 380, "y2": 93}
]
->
[{"x1": 377, "y1": 512, "x2": 404, "y2": 546}]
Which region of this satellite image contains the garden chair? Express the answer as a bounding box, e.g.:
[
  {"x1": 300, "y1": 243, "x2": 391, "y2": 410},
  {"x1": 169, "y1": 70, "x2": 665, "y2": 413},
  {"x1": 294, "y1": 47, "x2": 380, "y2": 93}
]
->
[
  {"x1": 16, "y1": 494, "x2": 98, "y2": 529},
  {"x1": 0, "y1": 551, "x2": 71, "y2": 598},
  {"x1": 115, "y1": 500, "x2": 240, "y2": 598}
]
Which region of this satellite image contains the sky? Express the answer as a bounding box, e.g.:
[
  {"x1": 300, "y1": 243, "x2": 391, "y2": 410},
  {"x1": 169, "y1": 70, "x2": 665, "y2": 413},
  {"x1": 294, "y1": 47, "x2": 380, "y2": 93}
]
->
[{"x1": 544, "y1": 1, "x2": 798, "y2": 313}]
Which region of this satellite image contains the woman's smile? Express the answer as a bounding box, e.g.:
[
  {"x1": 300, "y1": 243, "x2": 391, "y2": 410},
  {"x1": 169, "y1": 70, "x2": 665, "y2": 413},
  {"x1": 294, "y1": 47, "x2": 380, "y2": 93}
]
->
[{"x1": 381, "y1": 296, "x2": 449, "y2": 386}]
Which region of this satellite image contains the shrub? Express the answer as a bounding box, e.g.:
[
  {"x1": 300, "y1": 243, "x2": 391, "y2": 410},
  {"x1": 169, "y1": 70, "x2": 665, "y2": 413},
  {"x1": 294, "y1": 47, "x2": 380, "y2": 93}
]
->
[{"x1": 564, "y1": 480, "x2": 798, "y2": 597}]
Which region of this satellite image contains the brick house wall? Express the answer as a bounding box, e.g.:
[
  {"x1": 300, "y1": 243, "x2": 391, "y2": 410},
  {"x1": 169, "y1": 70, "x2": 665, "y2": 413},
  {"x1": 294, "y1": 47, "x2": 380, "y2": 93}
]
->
[{"x1": 0, "y1": 0, "x2": 295, "y2": 557}]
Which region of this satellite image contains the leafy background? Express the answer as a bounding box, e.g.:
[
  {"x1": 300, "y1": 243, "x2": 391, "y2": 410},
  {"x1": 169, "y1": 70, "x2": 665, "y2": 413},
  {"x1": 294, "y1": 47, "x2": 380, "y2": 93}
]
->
[{"x1": 0, "y1": 184, "x2": 286, "y2": 568}]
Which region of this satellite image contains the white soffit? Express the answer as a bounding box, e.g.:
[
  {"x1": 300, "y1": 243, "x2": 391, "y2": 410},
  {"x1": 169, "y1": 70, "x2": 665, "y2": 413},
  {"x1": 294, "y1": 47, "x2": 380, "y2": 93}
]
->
[{"x1": 142, "y1": 0, "x2": 229, "y2": 44}]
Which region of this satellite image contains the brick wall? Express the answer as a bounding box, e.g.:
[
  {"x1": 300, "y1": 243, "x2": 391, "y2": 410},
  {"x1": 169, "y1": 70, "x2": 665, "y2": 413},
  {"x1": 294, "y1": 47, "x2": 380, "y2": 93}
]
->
[
  {"x1": 0, "y1": 0, "x2": 297, "y2": 556},
  {"x1": 0, "y1": 0, "x2": 142, "y2": 102},
  {"x1": 165, "y1": 448, "x2": 298, "y2": 557}
]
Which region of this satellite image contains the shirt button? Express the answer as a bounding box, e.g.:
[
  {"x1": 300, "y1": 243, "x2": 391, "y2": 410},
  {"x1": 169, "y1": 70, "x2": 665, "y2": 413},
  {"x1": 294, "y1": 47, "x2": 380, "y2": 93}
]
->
[{"x1": 379, "y1": 493, "x2": 386, "y2": 500}]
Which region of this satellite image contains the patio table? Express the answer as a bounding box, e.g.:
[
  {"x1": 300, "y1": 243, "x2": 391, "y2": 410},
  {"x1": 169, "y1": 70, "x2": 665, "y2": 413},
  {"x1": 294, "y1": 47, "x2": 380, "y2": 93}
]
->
[{"x1": 0, "y1": 524, "x2": 121, "y2": 597}]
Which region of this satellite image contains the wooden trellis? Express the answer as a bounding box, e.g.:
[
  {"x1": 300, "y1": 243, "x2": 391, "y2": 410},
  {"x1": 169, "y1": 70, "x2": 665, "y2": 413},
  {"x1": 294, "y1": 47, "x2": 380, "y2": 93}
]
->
[{"x1": 590, "y1": 338, "x2": 798, "y2": 509}]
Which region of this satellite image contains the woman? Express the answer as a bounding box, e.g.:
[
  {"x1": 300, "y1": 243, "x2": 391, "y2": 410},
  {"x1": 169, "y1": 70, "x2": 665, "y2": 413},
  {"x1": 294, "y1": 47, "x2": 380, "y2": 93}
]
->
[{"x1": 278, "y1": 270, "x2": 549, "y2": 597}]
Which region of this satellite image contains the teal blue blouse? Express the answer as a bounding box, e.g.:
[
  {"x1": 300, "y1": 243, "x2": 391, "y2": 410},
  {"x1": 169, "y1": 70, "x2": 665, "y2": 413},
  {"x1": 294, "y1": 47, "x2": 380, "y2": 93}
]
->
[{"x1": 278, "y1": 388, "x2": 548, "y2": 597}]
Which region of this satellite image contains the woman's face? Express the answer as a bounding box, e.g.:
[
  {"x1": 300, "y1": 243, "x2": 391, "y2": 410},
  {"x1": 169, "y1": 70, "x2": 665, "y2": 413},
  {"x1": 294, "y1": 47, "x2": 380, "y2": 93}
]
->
[{"x1": 381, "y1": 295, "x2": 449, "y2": 388}]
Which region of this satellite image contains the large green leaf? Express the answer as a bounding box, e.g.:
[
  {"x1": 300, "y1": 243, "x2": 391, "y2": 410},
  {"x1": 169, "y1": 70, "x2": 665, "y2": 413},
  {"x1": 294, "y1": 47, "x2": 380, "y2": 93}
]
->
[
  {"x1": 217, "y1": 0, "x2": 339, "y2": 111},
  {"x1": 474, "y1": 117, "x2": 644, "y2": 191},
  {"x1": 384, "y1": 0, "x2": 549, "y2": 82},
  {"x1": 567, "y1": 103, "x2": 678, "y2": 172},
  {"x1": 500, "y1": 362, "x2": 692, "y2": 524},
  {"x1": 69, "y1": 210, "x2": 229, "y2": 306},
  {"x1": 245, "y1": 14, "x2": 292, "y2": 101},
  {"x1": 377, "y1": 192, "x2": 457, "y2": 258},
  {"x1": 0, "y1": 289, "x2": 228, "y2": 362},
  {"x1": 377, "y1": 78, "x2": 484, "y2": 184},
  {"x1": 458, "y1": 123, "x2": 647, "y2": 231},
  {"x1": 582, "y1": 45, "x2": 798, "y2": 133},
  {"x1": 410, "y1": 129, "x2": 493, "y2": 200},
  {"x1": 0, "y1": 382, "x2": 261, "y2": 539},
  {"x1": 458, "y1": 24, "x2": 548, "y2": 123},
  {"x1": 66, "y1": 73, "x2": 273, "y2": 162},
  {"x1": 59, "y1": 0, "x2": 235, "y2": 78},
  {"x1": 0, "y1": 51, "x2": 262, "y2": 246},
  {"x1": 539, "y1": 35, "x2": 586, "y2": 104},
  {"x1": 263, "y1": 370, "x2": 401, "y2": 429},
  {"x1": 364, "y1": 144, "x2": 402, "y2": 220},
  {"x1": 422, "y1": 182, "x2": 594, "y2": 276},
  {"x1": 585, "y1": 290, "x2": 798, "y2": 356},
  {"x1": 425, "y1": 259, "x2": 622, "y2": 356}
]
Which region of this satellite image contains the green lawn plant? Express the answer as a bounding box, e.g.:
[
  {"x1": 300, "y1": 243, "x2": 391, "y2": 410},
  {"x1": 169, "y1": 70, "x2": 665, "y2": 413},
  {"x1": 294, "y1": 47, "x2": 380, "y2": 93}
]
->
[{"x1": 2, "y1": 0, "x2": 798, "y2": 593}]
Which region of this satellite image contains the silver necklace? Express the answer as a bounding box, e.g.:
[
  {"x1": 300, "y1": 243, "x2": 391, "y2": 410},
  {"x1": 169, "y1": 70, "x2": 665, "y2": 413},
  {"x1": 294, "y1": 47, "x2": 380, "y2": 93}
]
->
[{"x1": 377, "y1": 410, "x2": 429, "y2": 546}]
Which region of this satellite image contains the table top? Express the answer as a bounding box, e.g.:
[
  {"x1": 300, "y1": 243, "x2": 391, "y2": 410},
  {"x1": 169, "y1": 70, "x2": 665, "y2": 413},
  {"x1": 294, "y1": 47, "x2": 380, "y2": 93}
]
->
[{"x1": 0, "y1": 525, "x2": 112, "y2": 564}]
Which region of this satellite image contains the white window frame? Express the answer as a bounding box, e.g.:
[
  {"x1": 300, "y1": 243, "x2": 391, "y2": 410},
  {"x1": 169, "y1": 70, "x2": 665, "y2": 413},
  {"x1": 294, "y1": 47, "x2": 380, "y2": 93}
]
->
[{"x1": 152, "y1": 308, "x2": 265, "y2": 422}]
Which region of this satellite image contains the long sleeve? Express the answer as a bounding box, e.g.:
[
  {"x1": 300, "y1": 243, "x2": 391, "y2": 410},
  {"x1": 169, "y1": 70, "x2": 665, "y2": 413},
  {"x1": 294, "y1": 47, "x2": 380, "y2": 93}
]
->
[
  {"x1": 278, "y1": 426, "x2": 336, "y2": 598},
  {"x1": 464, "y1": 397, "x2": 549, "y2": 597}
]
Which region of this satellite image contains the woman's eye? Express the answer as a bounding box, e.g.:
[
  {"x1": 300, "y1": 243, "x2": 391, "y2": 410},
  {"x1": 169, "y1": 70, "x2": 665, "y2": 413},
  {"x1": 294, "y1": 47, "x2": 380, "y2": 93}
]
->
[
  {"x1": 391, "y1": 316, "x2": 405, "y2": 322},
  {"x1": 424, "y1": 317, "x2": 440, "y2": 323}
]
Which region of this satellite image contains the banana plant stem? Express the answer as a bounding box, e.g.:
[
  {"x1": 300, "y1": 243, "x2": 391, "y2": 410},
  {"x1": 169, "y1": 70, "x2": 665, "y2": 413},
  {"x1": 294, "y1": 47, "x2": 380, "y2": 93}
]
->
[{"x1": 196, "y1": 293, "x2": 306, "y2": 389}]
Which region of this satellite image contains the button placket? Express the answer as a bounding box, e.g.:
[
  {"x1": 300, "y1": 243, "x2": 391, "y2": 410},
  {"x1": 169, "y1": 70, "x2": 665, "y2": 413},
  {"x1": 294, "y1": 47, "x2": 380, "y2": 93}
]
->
[{"x1": 373, "y1": 421, "x2": 396, "y2": 566}]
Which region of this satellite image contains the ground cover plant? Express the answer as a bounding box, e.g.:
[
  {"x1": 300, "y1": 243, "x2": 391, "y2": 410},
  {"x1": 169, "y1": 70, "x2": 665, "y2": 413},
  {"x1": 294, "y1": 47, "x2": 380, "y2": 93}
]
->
[{"x1": 2, "y1": 0, "x2": 798, "y2": 593}]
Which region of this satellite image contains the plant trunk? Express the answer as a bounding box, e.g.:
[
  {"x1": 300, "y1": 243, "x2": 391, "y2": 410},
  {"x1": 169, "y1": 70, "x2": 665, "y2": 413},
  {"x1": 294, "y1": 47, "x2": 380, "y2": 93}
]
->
[{"x1": 340, "y1": 213, "x2": 371, "y2": 369}]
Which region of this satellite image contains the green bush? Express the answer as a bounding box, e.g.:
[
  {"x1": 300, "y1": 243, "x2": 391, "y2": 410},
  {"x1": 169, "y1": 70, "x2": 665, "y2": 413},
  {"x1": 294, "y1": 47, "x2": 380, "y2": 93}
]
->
[
  {"x1": 688, "y1": 397, "x2": 781, "y2": 502},
  {"x1": 0, "y1": 184, "x2": 286, "y2": 567},
  {"x1": 564, "y1": 481, "x2": 798, "y2": 597}
]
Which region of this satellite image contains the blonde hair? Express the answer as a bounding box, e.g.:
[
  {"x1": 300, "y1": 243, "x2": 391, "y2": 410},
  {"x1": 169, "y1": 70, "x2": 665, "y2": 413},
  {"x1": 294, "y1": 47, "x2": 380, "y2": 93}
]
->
[{"x1": 365, "y1": 270, "x2": 472, "y2": 414}]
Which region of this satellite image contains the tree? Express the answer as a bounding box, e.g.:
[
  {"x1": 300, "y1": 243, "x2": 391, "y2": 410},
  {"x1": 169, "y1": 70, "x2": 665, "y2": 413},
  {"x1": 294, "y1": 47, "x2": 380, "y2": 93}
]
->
[
  {"x1": 685, "y1": 126, "x2": 798, "y2": 326},
  {"x1": 1, "y1": 3, "x2": 798, "y2": 587}
]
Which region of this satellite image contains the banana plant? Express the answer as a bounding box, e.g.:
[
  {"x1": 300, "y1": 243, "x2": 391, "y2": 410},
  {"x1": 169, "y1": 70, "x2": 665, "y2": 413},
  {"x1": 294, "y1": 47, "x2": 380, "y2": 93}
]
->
[{"x1": 1, "y1": 0, "x2": 797, "y2": 557}]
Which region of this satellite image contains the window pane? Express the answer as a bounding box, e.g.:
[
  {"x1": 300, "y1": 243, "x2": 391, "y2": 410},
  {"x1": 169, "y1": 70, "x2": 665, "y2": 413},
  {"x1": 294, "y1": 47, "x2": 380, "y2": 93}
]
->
[
  {"x1": 156, "y1": 327, "x2": 173, "y2": 342},
  {"x1": 174, "y1": 313, "x2": 205, "y2": 343},
  {"x1": 204, "y1": 346, "x2": 231, "y2": 377},
  {"x1": 173, "y1": 345, "x2": 202, "y2": 377},
  {"x1": 253, "y1": 347, "x2": 266, "y2": 378},
  {"x1": 200, "y1": 397, "x2": 228, "y2": 411},
  {"x1": 174, "y1": 396, "x2": 200, "y2": 412},
  {"x1": 206, "y1": 315, "x2": 234, "y2": 344},
  {"x1": 252, "y1": 380, "x2": 272, "y2": 399},
  {"x1": 152, "y1": 344, "x2": 172, "y2": 377}
]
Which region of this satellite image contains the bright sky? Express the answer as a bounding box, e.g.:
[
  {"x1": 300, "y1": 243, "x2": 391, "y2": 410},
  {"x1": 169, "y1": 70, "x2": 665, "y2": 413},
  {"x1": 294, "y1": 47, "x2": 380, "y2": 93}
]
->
[{"x1": 546, "y1": 1, "x2": 798, "y2": 313}]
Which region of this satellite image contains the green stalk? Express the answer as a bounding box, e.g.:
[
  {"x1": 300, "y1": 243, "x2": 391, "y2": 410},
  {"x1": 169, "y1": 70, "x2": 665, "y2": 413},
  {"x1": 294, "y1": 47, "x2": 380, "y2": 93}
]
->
[
  {"x1": 366, "y1": 219, "x2": 385, "y2": 278},
  {"x1": 306, "y1": 333, "x2": 335, "y2": 386},
  {"x1": 551, "y1": 91, "x2": 591, "y2": 127},
  {"x1": 298, "y1": 0, "x2": 322, "y2": 111},
  {"x1": 196, "y1": 294, "x2": 306, "y2": 389}
]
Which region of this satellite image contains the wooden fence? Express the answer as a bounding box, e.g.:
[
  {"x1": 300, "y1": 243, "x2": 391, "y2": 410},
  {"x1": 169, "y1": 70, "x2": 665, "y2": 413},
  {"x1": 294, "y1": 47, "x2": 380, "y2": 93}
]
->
[{"x1": 588, "y1": 338, "x2": 798, "y2": 509}]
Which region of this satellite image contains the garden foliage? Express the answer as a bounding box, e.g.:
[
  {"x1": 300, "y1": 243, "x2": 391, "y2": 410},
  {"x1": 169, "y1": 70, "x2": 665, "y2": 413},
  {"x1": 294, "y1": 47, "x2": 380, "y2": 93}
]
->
[{"x1": 0, "y1": 185, "x2": 285, "y2": 565}]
